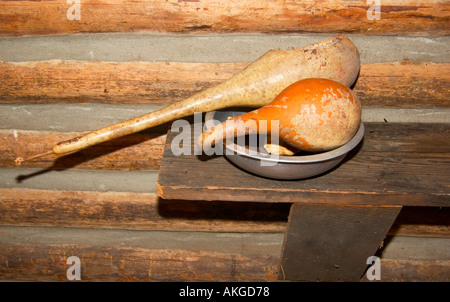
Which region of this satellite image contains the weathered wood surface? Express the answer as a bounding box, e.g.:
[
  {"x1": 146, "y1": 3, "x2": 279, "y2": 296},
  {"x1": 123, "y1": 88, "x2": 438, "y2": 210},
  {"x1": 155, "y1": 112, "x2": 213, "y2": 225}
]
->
[
  {"x1": 2, "y1": 122, "x2": 449, "y2": 171},
  {"x1": 0, "y1": 129, "x2": 166, "y2": 171},
  {"x1": 0, "y1": 23, "x2": 447, "y2": 282},
  {"x1": 157, "y1": 122, "x2": 450, "y2": 206},
  {"x1": 1, "y1": 0, "x2": 449, "y2": 36},
  {"x1": 1, "y1": 186, "x2": 447, "y2": 236},
  {"x1": 280, "y1": 204, "x2": 401, "y2": 281},
  {"x1": 0, "y1": 188, "x2": 448, "y2": 237},
  {"x1": 0, "y1": 225, "x2": 448, "y2": 282},
  {"x1": 1, "y1": 61, "x2": 449, "y2": 108},
  {"x1": 375, "y1": 259, "x2": 450, "y2": 282},
  {"x1": 0, "y1": 245, "x2": 279, "y2": 282},
  {"x1": 0, "y1": 226, "x2": 282, "y2": 282},
  {"x1": 0, "y1": 61, "x2": 234, "y2": 104},
  {"x1": 2, "y1": 243, "x2": 447, "y2": 281},
  {"x1": 0, "y1": 188, "x2": 289, "y2": 232}
]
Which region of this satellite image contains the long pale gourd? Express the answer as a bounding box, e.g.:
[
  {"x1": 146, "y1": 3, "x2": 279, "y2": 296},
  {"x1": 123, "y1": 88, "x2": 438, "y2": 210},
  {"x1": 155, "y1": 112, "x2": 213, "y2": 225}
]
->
[{"x1": 15, "y1": 35, "x2": 360, "y2": 164}]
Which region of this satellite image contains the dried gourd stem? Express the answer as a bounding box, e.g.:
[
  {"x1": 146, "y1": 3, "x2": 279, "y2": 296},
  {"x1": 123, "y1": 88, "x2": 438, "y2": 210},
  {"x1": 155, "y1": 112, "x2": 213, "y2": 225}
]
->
[{"x1": 14, "y1": 150, "x2": 53, "y2": 166}]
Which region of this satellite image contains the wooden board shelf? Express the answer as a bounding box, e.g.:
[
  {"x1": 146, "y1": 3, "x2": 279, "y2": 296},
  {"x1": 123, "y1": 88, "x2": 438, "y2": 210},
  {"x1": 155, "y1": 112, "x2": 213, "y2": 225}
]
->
[{"x1": 157, "y1": 122, "x2": 450, "y2": 207}]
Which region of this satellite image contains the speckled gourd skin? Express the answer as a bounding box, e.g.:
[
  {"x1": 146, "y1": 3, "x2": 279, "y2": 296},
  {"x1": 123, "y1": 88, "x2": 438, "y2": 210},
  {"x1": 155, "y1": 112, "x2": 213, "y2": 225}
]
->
[
  {"x1": 199, "y1": 78, "x2": 362, "y2": 152},
  {"x1": 53, "y1": 35, "x2": 360, "y2": 155}
]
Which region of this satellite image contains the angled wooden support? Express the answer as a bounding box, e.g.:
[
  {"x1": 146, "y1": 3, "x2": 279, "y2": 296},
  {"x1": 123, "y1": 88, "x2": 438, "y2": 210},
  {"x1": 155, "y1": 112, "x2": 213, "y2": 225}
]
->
[{"x1": 280, "y1": 204, "x2": 401, "y2": 281}]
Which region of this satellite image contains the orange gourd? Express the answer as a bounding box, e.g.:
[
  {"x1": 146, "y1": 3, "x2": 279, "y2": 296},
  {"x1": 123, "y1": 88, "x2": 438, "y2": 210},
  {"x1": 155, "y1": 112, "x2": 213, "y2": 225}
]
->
[{"x1": 199, "y1": 78, "x2": 362, "y2": 153}]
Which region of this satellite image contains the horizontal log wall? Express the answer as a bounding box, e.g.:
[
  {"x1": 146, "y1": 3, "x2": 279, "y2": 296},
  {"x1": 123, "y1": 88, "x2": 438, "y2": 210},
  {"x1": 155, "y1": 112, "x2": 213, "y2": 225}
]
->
[
  {"x1": 0, "y1": 188, "x2": 289, "y2": 232},
  {"x1": 0, "y1": 187, "x2": 448, "y2": 237},
  {"x1": 1, "y1": 0, "x2": 449, "y2": 36},
  {"x1": 0, "y1": 61, "x2": 449, "y2": 108},
  {"x1": 0, "y1": 0, "x2": 449, "y2": 281},
  {"x1": 0, "y1": 130, "x2": 166, "y2": 171},
  {"x1": 1, "y1": 225, "x2": 449, "y2": 281}
]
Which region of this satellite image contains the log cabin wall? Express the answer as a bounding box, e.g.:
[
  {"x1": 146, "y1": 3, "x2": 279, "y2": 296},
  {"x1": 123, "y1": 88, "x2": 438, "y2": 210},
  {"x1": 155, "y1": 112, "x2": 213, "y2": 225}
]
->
[{"x1": 0, "y1": 0, "x2": 449, "y2": 281}]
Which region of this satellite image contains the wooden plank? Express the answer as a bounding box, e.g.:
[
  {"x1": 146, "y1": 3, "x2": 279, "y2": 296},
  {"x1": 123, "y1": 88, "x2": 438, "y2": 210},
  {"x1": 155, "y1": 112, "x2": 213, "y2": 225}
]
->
[
  {"x1": 361, "y1": 123, "x2": 450, "y2": 155},
  {"x1": 0, "y1": 244, "x2": 279, "y2": 282},
  {"x1": 280, "y1": 204, "x2": 401, "y2": 281},
  {"x1": 1, "y1": 61, "x2": 449, "y2": 108},
  {"x1": 0, "y1": 188, "x2": 288, "y2": 232},
  {"x1": 1, "y1": 247, "x2": 448, "y2": 282},
  {"x1": 371, "y1": 235, "x2": 450, "y2": 281},
  {"x1": 0, "y1": 225, "x2": 448, "y2": 282},
  {"x1": 157, "y1": 122, "x2": 450, "y2": 206},
  {"x1": 357, "y1": 63, "x2": 450, "y2": 108},
  {"x1": 0, "y1": 226, "x2": 281, "y2": 281},
  {"x1": 0, "y1": 0, "x2": 448, "y2": 36},
  {"x1": 0, "y1": 129, "x2": 166, "y2": 171},
  {"x1": 158, "y1": 157, "x2": 450, "y2": 206},
  {"x1": 0, "y1": 188, "x2": 448, "y2": 237},
  {"x1": 376, "y1": 259, "x2": 450, "y2": 282},
  {"x1": 0, "y1": 61, "x2": 238, "y2": 105},
  {"x1": 2, "y1": 122, "x2": 448, "y2": 171}
]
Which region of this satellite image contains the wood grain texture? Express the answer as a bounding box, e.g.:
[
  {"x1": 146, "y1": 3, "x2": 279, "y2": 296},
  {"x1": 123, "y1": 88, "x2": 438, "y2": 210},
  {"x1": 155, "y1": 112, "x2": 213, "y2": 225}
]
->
[
  {"x1": 0, "y1": 129, "x2": 166, "y2": 171},
  {"x1": 0, "y1": 188, "x2": 288, "y2": 232},
  {"x1": 357, "y1": 63, "x2": 450, "y2": 108},
  {"x1": 280, "y1": 204, "x2": 401, "y2": 281},
  {"x1": 0, "y1": 188, "x2": 448, "y2": 237},
  {"x1": 0, "y1": 0, "x2": 449, "y2": 36},
  {"x1": 376, "y1": 259, "x2": 450, "y2": 282},
  {"x1": 0, "y1": 225, "x2": 447, "y2": 282},
  {"x1": 0, "y1": 5, "x2": 448, "y2": 282},
  {"x1": 0, "y1": 241, "x2": 280, "y2": 282},
  {"x1": 2, "y1": 122, "x2": 448, "y2": 171},
  {"x1": 1, "y1": 61, "x2": 449, "y2": 108},
  {"x1": 0, "y1": 61, "x2": 237, "y2": 104},
  {"x1": 157, "y1": 122, "x2": 450, "y2": 206},
  {"x1": 1, "y1": 242, "x2": 447, "y2": 281}
]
